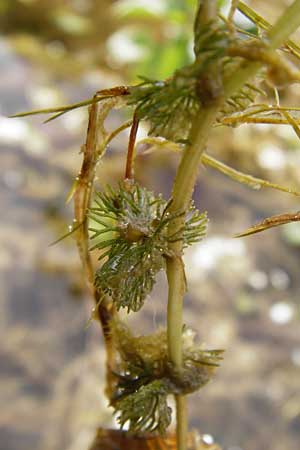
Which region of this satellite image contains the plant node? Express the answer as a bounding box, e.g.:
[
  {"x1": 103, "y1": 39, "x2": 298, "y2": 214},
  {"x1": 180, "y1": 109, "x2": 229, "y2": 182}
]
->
[
  {"x1": 110, "y1": 320, "x2": 223, "y2": 434},
  {"x1": 89, "y1": 181, "x2": 208, "y2": 312}
]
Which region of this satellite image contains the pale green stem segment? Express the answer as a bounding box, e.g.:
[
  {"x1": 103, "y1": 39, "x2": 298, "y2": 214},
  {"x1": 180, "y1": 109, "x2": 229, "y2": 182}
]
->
[
  {"x1": 268, "y1": 0, "x2": 300, "y2": 49},
  {"x1": 176, "y1": 395, "x2": 188, "y2": 450},
  {"x1": 166, "y1": 2, "x2": 300, "y2": 450},
  {"x1": 167, "y1": 1, "x2": 220, "y2": 448},
  {"x1": 167, "y1": 104, "x2": 222, "y2": 450}
]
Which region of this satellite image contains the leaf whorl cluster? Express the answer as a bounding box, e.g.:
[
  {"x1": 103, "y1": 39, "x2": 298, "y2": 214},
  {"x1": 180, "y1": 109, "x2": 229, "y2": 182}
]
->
[
  {"x1": 110, "y1": 320, "x2": 224, "y2": 434},
  {"x1": 89, "y1": 181, "x2": 207, "y2": 312},
  {"x1": 127, "y1": 19, "x2": 229, "y2": 141},
  {"x1": 219, "y1": 57, "x2": 266, "y2": 120},
  {"x1": 128, "y1": 75, "x2": 201, "y2": 142},
  {"x1": 193, "y1": 20, "x2": 228, "y2": 64},
  {"x1": 127, "y1": 17, "x2": 274, "y2": 140},
  {"x1": 114, "y1": 380, "x2": 172, "y2": 435}
]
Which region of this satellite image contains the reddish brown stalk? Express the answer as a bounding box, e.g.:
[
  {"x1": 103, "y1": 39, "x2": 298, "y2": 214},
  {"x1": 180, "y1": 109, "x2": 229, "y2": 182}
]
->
[
  {"x1": 235, "y1": 211, "x2": 300, "y2": 237},
  {"x1": 125, "y1": 112, "x2": 139, "y2": 179},
  {"x1": 74, "y1": 99, "x2": 116, "y2": 399},
  {"x1": 88, "y1": 428, "x2": 221, "y2": 450},
  {"x1": 96, "y1": 85, "x2": 130, "y2": 98}
]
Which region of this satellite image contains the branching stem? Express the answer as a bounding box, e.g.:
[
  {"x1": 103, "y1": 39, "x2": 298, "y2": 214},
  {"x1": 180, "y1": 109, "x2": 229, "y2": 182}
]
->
[{"x1": 166, "y1": 2, "x2": 300, "y2": 449}]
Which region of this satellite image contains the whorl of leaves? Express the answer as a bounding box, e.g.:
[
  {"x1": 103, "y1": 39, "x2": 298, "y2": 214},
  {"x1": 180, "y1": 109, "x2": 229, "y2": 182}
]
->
[
  {"x1": 127, "y1": 17, "x2": 229, "y2": 142},
  {"x1": 127, "y1": 12, "x2": 275, "y2": 139},
  {"x1": 193, "y1": 18, "x2": 228, "y2": 63},
  {"x1": 110, "y1": 320, "x2": 224, "y2": 434},
  {"x1": 89, "y1": 181, "x2": 207, "y2": 312},
  {"x1": 114, "y1": 379, "x2": 172, "y2": 434},
  {"x1": 127, "y1": 74, "x2": 201, "y2": 142},
  {"x1": 218, "y1": 59, "x2": 266, "y2": 121}
]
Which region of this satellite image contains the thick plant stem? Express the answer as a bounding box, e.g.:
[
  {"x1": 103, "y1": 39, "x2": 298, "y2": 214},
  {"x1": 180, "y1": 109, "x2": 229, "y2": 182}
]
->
[
  {"x1": 166, "y1": 104, "x2": 222, "y2": 450},
  {"x1": 166, "y1": 2, "x2": 300, "y2": 449},
  {"x1": 167, "y1": 3, "x2": 221, "y2": 449},
  {"x1": 267, "y1": 0, "x2": 300, "y2": 49},
  {"x1": 176, "y1": 395, "x2": 188, "y2": 450},
  {"x1": 166, "y1": 104, "x2": 221, "y2": 363}
]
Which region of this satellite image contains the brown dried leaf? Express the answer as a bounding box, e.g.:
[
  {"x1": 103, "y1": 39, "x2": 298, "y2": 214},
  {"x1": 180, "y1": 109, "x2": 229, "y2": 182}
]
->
[
  {"x1": 235, "y1": 211, "x2": 300, "y2": 237},
  {"x1": 89, "y1": 429, "x2": 176, "y2": 450},
  {"x1": 89, "y1": 428, "x2": 222, "y2": 450}
]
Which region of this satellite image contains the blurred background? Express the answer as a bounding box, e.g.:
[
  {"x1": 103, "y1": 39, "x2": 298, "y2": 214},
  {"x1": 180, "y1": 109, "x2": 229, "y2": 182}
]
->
[{"x1": 0, "y1": 1, "x2": 300, "y2": 450}]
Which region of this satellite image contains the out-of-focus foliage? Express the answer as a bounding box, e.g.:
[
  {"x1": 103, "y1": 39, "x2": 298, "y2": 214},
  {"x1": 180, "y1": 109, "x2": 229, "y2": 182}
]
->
[
  {"x1": 112, "y1": 0, "x2": 230, "y2": 80},
  {"x1": 0, "y1": 0, "x2": 118, "y2": 78},
  {"x1": 89, "y1": 428, "x2": 222, "y2": 450},
  {"x1": 0, "y1": 0, "x2": 230, "y2": 81},
  {"x1": 112, "y1": 0, "x2": 197, "y2": 80}
]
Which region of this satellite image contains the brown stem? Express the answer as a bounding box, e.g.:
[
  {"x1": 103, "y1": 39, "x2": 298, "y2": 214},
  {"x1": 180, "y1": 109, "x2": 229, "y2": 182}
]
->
[
  {"x1": 95, "y1": 85, "x2": 130, "y2": 98},
  {"x1": 125, "y1": 112, "x2": 139, "y2": 179},
  {"x1": 74, "y1": 99, "x2": 116, "y2": 399}
]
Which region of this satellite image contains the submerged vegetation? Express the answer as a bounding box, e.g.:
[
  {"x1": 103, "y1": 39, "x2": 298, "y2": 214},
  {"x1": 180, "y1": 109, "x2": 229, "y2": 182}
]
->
[
  {"x1": 90, "y1": 181, "x2": 207, "y2": 312},
  {"x1": 13, "y1": 1, "x2": 300, "y2": 449}
]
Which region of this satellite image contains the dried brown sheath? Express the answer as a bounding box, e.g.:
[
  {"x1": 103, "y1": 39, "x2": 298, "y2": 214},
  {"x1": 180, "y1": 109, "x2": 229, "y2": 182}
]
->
[{"x1": 236, "y1": 211, "x2": 300, "y2": 237}]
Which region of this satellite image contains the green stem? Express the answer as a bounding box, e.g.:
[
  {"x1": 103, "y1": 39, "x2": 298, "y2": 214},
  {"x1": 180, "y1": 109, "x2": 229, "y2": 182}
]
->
[
  {"x1": 167, "y1": 1, "x2": 220, "y2": 447},
  {"x1": 176, "y1": 395, "x2": 188, "y2": 450},
  {"x1": 166, "y1": 2, "x2": 300, "y2": 449},
  {"x1": 268, "y1": 0, "x2": 300, "y2": 49},
  {"x1": 166, "y1": 104, "x2": 221, "y2": 369},
  {"x1": 166, "y1": 102, "x2": 222, "y2": 450}
]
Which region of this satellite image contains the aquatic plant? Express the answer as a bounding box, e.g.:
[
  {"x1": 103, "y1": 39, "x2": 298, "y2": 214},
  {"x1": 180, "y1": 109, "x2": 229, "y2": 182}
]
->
[{"x1": 13, "y1": 1, "x2": 300, "y2": 449}]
